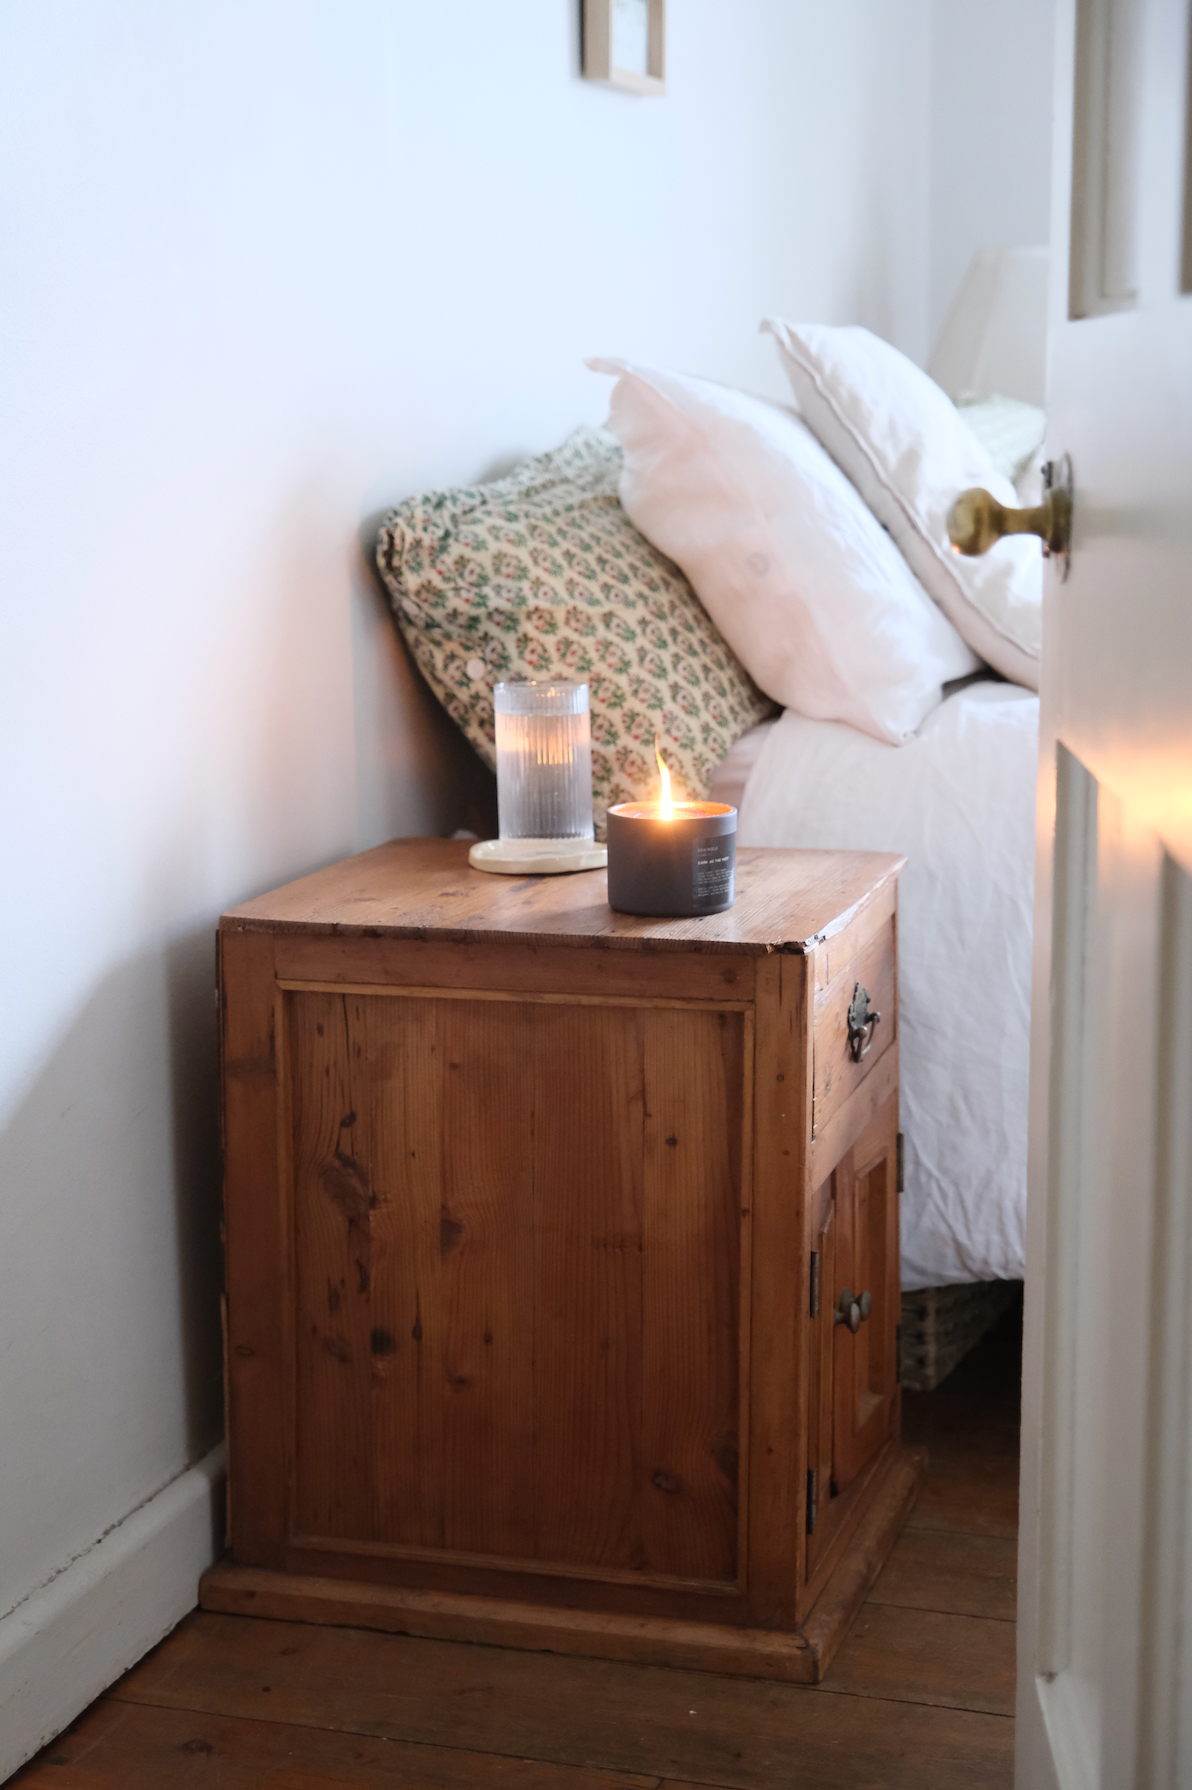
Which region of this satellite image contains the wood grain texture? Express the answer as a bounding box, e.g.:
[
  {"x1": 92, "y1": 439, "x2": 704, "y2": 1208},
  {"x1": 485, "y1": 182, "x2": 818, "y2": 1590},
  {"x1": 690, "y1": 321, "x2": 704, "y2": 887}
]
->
[
  {"x1": 198, "y1": 1565, "x2": 814, "y2": 1681},
  {"x1": 831, "y1": 1095, "x2": 899, "y2": 1496},
  {"x1": 273, "y1": 935, "x2": 756, "y2": 1004},
  {"x1": 527, "y1": 998, "x2": 741, "y2": 1580},
  {"x1": 111, "y1": 1610, "x2": 1013, "y2": 1790},
  {"x1": 742, "y1": 952, "x2": 809, "y2": 1628},
  {"x1": 807, "y1": 1040, "x2": 898, "y2": 1185},
  {"x1": 25, "y1": 1303, "x2": 1020, "y2": 1790},
  {"x1": 283, "y1": 989, "x2": 744, "y2": 1585},
  {"x1": 903, "y1": 1449, "x2": 1020, "y2": 1540},
  {"x1": 814, "y1": 878, "x2": 897, "y2": 992},
  {"x1": 805, "y1": 1172, "x2": 836, "y2": 1584},
  {"x1": 202, "y1": 1450, "x2": 915, "y2": 1685},
  {"x1": 530, "y1": 1000, "x2": 644, "y2": 1574},
  {"x1": 219, "y1": 928, "x2": 287, "y2": 1566},
  {"x1": 812, "y1": 915, "x2": 897, "y2": 1136},
  {"x1": 798, "y1": 1446, "x2": 922, "y2": 1672},
  {"x1": 635, "y1": 1007, "x2": 742, "y2": 1581},
  {"x1": 819, "y1": 1603, "x2": 1016, "y2": 1716},
  {"x1": 868, "y1": 1527, "x2": 1018, "y2": 1622},
  {"x1": 899, "y1": 1306, "x2": 1022, "y2": 1543},
  {"x1": 222, "y1": 838, "x2": 904, "y2": 959},
  {"x1": 14, "y1": 1698, "x2": 662, "y2": 1789},
  {"x1": 437, "y1": 998, "x2": 536, "y2": 1559},
  {"x1": 220, "y1": 842, "x2": 910, "y2": 1673}
]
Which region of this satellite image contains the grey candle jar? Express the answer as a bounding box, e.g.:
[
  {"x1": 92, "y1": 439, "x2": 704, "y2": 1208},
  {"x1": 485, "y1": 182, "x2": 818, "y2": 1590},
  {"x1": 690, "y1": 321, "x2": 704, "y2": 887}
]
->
[{"x1": 606, "y1": 802, "x2": 737, "y2": 916}]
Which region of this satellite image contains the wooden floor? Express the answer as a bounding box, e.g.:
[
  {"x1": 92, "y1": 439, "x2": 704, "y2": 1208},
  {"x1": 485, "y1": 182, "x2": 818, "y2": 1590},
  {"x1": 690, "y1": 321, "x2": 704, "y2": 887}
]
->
[{"x1": 15, "y1": 1302, "x2": 1022, "y2": 1790}]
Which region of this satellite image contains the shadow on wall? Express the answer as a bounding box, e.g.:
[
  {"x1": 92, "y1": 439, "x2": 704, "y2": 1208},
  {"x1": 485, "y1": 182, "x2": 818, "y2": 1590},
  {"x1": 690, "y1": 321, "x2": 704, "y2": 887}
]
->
[
  {"x1": 354, "y1": 511, "x2": 498, "y2": 845},
  {"x1": 0, "y1": 508, "x2": 497, "y2": 1615},
  {"x1": 0, "y1": 927, "x2": 225, "y2": 1593},
  {"x1": 165, "y1": 925, "x2": 225, "y2": 1461}
]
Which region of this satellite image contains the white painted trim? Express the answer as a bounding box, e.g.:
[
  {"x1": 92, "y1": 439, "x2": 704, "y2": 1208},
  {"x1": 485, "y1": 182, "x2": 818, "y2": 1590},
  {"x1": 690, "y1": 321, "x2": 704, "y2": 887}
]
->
[
  {"x1": 1018, "y1": 1671, "x2": 1064, "y2": 1790},
  {"x1": 1037, "y1": 1670, "x2": 1100, "y2": 1790},
  {"x1": 0, "y1": 1444, "x2": 225, "y2": 1782}
]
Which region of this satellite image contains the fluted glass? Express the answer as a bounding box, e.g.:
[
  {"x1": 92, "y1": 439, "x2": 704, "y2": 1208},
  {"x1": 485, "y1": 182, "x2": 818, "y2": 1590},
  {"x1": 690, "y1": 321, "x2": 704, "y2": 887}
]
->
[{"x1": 494, "y1": 682, "x2": 594, "y2": 842}]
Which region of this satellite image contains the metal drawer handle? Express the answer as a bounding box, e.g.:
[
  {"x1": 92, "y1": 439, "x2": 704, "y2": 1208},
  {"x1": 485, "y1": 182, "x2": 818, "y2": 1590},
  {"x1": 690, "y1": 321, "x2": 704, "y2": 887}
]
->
[
  {"x1": 834, "y1": 1287, "x2": 873, "y2": 1332},
  {"x1": 846, "y1": 982, "x2": 881, "y2": 1063}
]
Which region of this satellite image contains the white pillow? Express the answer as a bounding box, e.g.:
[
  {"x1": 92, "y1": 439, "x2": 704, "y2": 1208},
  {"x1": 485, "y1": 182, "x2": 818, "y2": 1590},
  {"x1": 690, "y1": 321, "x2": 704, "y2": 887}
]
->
[
  {"x1": 587, "y1": 357, "x2": 978, "y2": 747},
  {"x1": 762, "y1": 320, "x2": 1042, "y2": 691}
]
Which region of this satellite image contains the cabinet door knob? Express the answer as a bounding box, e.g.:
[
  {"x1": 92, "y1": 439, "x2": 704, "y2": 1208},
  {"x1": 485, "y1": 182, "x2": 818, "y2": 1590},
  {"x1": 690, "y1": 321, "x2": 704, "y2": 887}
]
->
[
  {"x1": 834, "y1": 1287, "x2": 872, "y2": 1332},
  {"x1": 835, "y1": 1288, "x2": 860, "y2": 1332}
]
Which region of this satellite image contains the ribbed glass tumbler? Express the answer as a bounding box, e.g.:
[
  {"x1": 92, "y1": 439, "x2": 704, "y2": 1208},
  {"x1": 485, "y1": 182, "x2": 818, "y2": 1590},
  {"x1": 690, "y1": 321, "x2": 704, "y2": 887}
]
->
[{"x1": 494, "y1": 681, "x2": 594, "y2": 842}]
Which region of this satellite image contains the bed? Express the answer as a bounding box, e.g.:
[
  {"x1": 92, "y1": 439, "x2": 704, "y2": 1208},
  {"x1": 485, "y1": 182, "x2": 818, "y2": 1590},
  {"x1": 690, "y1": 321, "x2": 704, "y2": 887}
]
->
[
  {"x1": 710, "y1": 683, "x2": 1037, "y2": 1380},
  {"x1": 378, "y1": 319, "x2": 1044, "y2": 1389}
]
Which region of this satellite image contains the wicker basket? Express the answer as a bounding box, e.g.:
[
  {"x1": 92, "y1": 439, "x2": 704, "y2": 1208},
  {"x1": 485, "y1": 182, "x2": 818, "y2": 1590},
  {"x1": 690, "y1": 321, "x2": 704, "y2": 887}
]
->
[{"x1": 899, "y1": 1280, "x2": 1018, "y2": 1392}]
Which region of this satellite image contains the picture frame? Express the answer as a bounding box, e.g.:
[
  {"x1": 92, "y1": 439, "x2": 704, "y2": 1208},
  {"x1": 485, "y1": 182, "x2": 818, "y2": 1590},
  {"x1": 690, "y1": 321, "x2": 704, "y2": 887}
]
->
[{"x1": 582, "y1": 0, "x2": 666, "y2": 97}]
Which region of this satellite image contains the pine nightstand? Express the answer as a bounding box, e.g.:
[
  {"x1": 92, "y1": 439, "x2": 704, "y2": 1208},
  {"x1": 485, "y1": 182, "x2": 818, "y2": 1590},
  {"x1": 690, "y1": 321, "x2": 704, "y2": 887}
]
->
[{"x1": 202, "y1": 839, "x2": 918, "y2": 1681}]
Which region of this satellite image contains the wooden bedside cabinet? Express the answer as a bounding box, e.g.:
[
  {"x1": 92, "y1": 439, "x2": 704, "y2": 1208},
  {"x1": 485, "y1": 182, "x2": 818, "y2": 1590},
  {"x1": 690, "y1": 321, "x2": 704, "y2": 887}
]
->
[{"x1": 201, "y1": 840, "x2": 919, "y2": 1682}]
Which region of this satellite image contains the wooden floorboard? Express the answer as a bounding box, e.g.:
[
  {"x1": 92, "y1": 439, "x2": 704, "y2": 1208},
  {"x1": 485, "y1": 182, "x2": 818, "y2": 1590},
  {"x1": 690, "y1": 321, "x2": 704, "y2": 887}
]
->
[
  {"x1": 14, "y1": 1698, "x2": 663, "y2": 1789},
  {"x1": 867, "y1": 1526, "x2": 1018, "y2": 1622},
  {"x1": 31, "y1": 1641, "x2": 1015, "y2": 1790},
  {"x1": 815, "y1": 1603, "x2": 1015, "y2": 1715},
  {"x1": 103, "y1": 1610, "x2": 1014, "y2": 1790},
  {"x1": 902, "y1": 1446, "x2": 1019, "y2": 1540},
  {"x1": 14, "y1": 1300, "x2": 1024, "y2": 1790}
]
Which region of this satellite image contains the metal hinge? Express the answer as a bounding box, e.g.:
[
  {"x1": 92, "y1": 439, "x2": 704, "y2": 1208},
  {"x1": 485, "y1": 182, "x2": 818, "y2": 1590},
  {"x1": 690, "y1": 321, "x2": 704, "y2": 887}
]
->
[
  {"x1": 809, "y1": 1249, "x2": 821, "y2": 1319},
  {"x1": 806, "y1": 1468, "x2": 818, "y2": 1535},
  {"x1": 896, "y1": 1131, "x2": 905, "y2": 1194},
  {"x1": 896, "y1": 1322, "x2": 903, "y2": 1385}
]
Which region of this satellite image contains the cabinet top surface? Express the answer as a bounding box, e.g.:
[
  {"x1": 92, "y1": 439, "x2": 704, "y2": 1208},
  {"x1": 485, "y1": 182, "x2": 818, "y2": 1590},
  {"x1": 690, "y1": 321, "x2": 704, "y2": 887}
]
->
[{"x1": 221, "y1": 839, "x2": 902, "y2": 958}]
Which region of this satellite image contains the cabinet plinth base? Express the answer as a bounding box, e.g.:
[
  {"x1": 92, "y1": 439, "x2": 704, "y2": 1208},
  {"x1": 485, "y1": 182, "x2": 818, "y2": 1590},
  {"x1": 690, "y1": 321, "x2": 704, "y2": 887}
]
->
[{"x1": 201, "y1": 1449, "x2": 922, "y2": 1685}]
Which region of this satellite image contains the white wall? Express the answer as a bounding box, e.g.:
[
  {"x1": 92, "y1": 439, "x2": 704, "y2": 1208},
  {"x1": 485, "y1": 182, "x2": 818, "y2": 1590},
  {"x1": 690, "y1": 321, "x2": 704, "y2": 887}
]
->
[
  {"x1": 0, "y1": 0, "x2": 935, "y2": 1701},
  {"x1": 927, "y1": 0, "x2": 1056, "y2": 352}
]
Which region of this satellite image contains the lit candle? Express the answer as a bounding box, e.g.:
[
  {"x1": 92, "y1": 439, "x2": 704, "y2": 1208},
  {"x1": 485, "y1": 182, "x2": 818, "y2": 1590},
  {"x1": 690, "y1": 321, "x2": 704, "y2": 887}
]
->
[{"x1": 606, "y1": 736, "x2": 737, "y2": 916}]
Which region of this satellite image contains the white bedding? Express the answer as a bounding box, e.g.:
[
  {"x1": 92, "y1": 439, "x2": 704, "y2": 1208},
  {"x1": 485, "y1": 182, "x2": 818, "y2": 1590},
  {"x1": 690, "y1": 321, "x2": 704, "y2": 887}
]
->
[{"x1": 730, "y1": 682, "x2": 1038, "y2": 1289}]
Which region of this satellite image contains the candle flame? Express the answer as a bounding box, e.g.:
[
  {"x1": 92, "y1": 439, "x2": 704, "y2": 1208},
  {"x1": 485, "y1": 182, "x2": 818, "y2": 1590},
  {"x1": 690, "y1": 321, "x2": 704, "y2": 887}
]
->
[{"x1": 654, "y1": 735, "x2": 673, "y2": 822}]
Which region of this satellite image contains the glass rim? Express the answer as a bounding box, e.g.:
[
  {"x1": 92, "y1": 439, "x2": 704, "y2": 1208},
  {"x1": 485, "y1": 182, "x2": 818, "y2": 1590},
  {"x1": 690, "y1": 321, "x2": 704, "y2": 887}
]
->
[
  {"x1": 493, "y1": 679, "x2": 589, "y2": 692},
  {"x1": 493, "y1": 679, "x2": 590, "y2": 714}
]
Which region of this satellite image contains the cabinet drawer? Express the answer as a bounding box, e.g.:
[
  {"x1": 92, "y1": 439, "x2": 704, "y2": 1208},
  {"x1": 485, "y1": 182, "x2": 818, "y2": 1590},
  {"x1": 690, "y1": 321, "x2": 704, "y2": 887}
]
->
[{"x1": 812, "y1": 915, "x2": 896, "y2": 1137}]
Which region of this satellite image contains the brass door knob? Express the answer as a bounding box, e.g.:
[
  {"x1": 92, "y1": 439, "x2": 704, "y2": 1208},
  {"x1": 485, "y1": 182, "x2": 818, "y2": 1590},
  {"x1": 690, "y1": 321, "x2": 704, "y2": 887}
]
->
[
  {"x1": 834, "y1": 1288, "x2": 872, "y2": 1332},
  {"x1": 947, "y1": 454, "x2": 1072, "y2": 580}
]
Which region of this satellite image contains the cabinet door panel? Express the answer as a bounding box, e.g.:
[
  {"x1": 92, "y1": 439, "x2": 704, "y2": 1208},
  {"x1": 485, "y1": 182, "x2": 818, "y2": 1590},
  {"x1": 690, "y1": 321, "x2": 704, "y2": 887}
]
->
[
  {"x1": 289, "y1": 988, "x2": 536, "y2": 1555},
  {"x1": 805, "y1": 1175, "x2": 837, "y2": 1580},
  {"x1": 286, "y1": 990, "x2": 744, "y2": 1586},
  {"x1": 830, "y1": 1091, "x2": 900, "y2": 1495}
]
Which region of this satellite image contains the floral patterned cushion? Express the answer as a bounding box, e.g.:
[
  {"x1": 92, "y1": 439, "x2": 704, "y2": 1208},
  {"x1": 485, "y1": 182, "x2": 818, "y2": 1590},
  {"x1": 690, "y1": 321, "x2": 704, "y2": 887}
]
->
[{"x1": 375, "y1": 426, "x2": 774, "y2": 824}]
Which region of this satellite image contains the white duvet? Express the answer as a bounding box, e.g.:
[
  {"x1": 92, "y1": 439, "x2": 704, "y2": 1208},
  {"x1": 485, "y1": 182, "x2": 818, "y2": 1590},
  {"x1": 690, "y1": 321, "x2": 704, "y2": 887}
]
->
[{"x1": 737, "y1": 682, "x2": 1038, "y2": 1289}]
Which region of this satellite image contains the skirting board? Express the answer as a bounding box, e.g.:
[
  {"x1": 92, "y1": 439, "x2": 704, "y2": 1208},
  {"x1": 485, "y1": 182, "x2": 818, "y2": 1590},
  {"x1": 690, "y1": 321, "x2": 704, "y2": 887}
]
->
[{"x1": 0, "y1": 1443, "x2": 225, "y2": 1782}]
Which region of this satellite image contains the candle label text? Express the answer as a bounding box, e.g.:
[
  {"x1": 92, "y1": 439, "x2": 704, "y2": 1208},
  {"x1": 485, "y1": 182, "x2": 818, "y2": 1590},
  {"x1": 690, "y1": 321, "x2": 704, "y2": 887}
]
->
[{"x1": 692, "y1": 839, "x2": 735, "y2": 910}]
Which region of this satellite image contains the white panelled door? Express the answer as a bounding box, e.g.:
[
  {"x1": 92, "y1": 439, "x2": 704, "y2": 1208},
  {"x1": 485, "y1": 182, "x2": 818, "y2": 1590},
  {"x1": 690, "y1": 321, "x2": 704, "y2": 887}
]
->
[{"x1": 1018, "y1": 2, "x2": 1192, "y2": 1787}]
